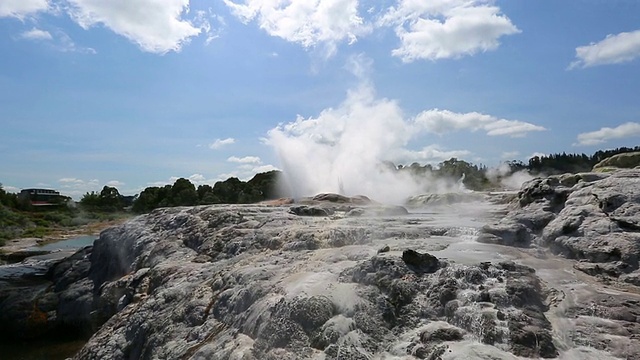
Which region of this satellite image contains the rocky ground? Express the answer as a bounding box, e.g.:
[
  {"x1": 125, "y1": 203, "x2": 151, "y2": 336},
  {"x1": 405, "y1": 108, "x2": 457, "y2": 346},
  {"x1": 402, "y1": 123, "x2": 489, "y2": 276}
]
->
[{"x1": 1, "y1": 180, "x2": 640, "y2": 359}]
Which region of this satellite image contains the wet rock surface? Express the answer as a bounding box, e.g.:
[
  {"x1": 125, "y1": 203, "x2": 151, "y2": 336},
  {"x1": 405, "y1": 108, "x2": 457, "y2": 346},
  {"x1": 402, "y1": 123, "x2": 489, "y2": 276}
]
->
[
  {"x1": 479, "y1": 169, "x2": 640, "y2": 279},
  {"x1": 2, "y1": 191, "x2": 640, "y2": 359},
  {"x1": 477, "y1": 169, "x2": 640, "y2": 359}
]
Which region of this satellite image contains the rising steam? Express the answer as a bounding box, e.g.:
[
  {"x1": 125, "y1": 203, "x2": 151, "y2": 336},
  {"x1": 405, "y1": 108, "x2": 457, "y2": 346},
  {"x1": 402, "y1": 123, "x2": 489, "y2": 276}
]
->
[
  {"x1": 264, "y1": 57, "x2": 538, "y2": 204},
  {"x1": 265, "y1": 81, "x2": 457, "y2": 204}
]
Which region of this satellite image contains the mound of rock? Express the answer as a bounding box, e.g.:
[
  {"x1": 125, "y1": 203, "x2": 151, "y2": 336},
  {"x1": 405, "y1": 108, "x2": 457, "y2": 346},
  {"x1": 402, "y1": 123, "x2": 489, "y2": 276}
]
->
[
  {"x1": 478, "y1": 169, "x2": 640, "y2": 282},
  {"x1": 0, "y1": 198, "x2": 567, "y2": 359},
  {"x1": 593, "y1": 152, "x2": 640, "y2": 172}
]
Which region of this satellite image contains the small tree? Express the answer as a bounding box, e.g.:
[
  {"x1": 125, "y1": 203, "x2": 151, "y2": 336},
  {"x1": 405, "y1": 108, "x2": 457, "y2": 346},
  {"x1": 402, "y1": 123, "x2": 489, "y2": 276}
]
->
[
  {"x1": 80, "y1": 191, "x2": 101, "y2": 209},
  {"x1": 99, "y1": 186, "x2": 124, "y2": 211}
]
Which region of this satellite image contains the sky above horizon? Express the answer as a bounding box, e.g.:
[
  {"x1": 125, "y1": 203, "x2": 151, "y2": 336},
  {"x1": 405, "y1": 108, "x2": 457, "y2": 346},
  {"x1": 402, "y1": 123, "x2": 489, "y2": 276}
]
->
[{"x1": 1, "y1": 0, "x2": 640, "y2": 199}]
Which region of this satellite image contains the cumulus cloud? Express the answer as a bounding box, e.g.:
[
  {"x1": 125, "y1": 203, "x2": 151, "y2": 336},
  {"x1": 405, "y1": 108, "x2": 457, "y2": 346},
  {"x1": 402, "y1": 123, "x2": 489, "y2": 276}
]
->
[
  {"x1": 223, "y1": 0, "x2": 370, "y2": 56},
  {"x1": 169, "y1": 173, "x2": 208, "y2": 185},
  {"x1": 57, "y1": 177, "x2": 100, "y2": 198},
  {"x1": 217, "y1": 164, "x2": 279, "y2": 182},
  {"x1": 65, "y1": 0, "x2": 207, "y2": 53},
  {"x1": 209, "y1": 137, "x2": 236, "y2": 149},
  {"x1": 0, "y1": 0, "x2": 49, "y2": 19},
  {"x1": 252, "y1": 164, "x2": 279, "y2": 173},
  {"x1": 395, "y1": 145, "x2": 471, "y2": 164},
  {"x1": 380, "y1": 0, "x2": 520, "y2": 62},
  {"x1": 228, "y1": 156, "x2": 262, "y2": 164},
  {"x1": 574, "y1": 122, "x2": 640, "y2": 146},
  {"x1": 105, "y1": 180, "x2": 125, "y2": 187},
  {"x1": 1, "y1": 184, "x2": 21, "y2": 193},
  {"x1": 570, "y1": 30, "x2": 640, "y2": 69},
  {"x1": 414, "y1": 109, "x2": 546, "y2": 137},
  {"x1": 20, "y1": 27, "x2": 52, "y2": 40}
]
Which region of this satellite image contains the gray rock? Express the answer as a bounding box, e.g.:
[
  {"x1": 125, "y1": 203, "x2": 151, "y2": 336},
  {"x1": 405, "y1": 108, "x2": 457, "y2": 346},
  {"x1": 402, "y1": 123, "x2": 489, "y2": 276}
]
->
[
  {"x1": 479, "y1": 169, "x2": 640, "y2": 280},
  {"x1": 5, "y1": 186, "x2": 640, "y2": 359}
]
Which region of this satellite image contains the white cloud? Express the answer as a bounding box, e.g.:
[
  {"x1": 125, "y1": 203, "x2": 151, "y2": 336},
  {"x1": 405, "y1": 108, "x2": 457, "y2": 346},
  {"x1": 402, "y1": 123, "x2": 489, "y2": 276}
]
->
[
  {"x1": 529, "y1": 152, "x2": 546, "y2": 159},
  {"x1": 252, "y1": 164, "x2": 279, "y2": 173},
  {"x1": 105, "y1": 180, "x2": 125, "y2": 187},
  {"x1": 395, "y1": 145, "x2": 471, "y2": 164},
  {"x1": 56, "y1": 178, "x2": 101, "y2": 199},
  {"x1": 228, "y1": 156, "x2": 262, "y2": 164},
  {"x1": 20, "y1": 28, "x2": 52, "y2": 40},
  {"x1": 65, "y1": 0, "x2": 206, "y2": 53},
  {"x1": 0, "y1": 0, "x2": 49, "y2": 19},
  {"x1": 570, "y1": 30, "x2": 640, "y2": 69},
  {"x1": 1, "y1": 185, "x2": 20, "y2": 193},
  {"x1": 381, "y1": 0, "x2": 520, "y2": 62},
  {"x1": 574, "y1": 122, "x2": 640, "y2": 146},
  {"x1": 59, "y1": 177, "x2": 85, "y2": 184},
  {"x1": 209, "y1": 137, "x2": 236, "y2": 149},
  {"x1": 223, "y1": 0, "x2": 370, "y2": 57},
  {"x1": 17, "y1": 28, "x2": 96, "y2": 54},
  {"x1": 169, "y1": 173, "x2": 208, "y2": 185},
  {"x1": 414, "y1": 109, "x2": 545, "y2": 137},
  {"x1": 217, "y1": 164, "x2": 279, "y2": 182},
  {"x1": 55, "y1": 30, "x2": 96, "y2": 53}
]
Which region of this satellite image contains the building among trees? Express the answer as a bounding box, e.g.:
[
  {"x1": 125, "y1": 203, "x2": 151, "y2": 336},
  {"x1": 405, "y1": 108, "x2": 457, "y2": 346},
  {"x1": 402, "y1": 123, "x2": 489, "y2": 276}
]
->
[{"x1": 19, "y1": 188, "x2": 69, "y2": 206}]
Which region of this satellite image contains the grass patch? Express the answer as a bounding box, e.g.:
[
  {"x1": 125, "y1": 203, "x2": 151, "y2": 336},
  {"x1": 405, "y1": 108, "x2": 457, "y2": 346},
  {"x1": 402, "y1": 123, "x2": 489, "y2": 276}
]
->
[{"x1": 0, "y1": 204, "x2": 131, "y2": 244}]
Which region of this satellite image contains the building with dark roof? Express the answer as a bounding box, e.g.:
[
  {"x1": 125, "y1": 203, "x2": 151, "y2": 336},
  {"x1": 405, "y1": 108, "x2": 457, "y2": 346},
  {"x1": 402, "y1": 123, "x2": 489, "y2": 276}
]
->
[{"x1": 19, "y1": 188, "x2": 68, "y2": 206}]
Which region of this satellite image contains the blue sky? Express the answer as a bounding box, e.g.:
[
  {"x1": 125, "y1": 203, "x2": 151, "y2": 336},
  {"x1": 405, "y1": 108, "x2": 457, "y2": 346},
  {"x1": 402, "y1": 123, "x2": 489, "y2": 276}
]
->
[{"x1": 1, "y1": 0, "x2": 639, "y2": 198}]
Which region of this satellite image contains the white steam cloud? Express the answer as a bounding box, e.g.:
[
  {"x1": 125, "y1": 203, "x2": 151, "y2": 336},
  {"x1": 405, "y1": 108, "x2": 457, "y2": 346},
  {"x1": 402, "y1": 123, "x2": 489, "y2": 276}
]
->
[
  {"x1": 265, "y1": 60, "x2": 546, "y2": 204},
  {"x1": 486, "y1": 163, "x2": 534, "y2": 191},
  {"x1": 266, "y1": 83, "x2": 422, "y2": 204},
  {"x1": 265, "y1": 83, "x2": 538, "y2": 203}
]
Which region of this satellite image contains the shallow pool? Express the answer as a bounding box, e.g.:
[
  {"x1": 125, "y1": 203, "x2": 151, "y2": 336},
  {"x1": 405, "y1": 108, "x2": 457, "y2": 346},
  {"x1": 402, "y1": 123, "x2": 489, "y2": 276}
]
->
[{"x1": 33, "y1": 235, "x2": 97, "y2": 251}]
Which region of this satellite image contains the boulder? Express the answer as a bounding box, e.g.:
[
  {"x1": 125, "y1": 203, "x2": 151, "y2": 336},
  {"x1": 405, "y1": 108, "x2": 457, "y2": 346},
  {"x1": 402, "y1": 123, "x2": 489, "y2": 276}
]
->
[{"x1": 401, "y1": 249, "x2": 441, "y2": 273}]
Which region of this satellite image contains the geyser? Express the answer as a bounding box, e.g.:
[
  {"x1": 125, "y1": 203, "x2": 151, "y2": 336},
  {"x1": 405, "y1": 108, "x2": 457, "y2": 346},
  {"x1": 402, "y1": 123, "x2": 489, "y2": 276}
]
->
[{"x1": 265, "y1": 83, "x2": 462, "y2": 205}]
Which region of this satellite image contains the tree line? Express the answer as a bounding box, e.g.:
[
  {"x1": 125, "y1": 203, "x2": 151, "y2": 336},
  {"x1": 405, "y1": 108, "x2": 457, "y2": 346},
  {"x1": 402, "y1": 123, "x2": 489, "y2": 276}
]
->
[
  {"x1": 394, "y1": 146, "x2": 640, "y2": 191},
  {"x1": 76, "y1": 171, "x2": 280, "y2": 213},
  {"x1": 5, "y1": 146, "x2": 639, "y2": 215},
  {"x1": 526, "y1": 146, "x2": 640, "y2": 174}
]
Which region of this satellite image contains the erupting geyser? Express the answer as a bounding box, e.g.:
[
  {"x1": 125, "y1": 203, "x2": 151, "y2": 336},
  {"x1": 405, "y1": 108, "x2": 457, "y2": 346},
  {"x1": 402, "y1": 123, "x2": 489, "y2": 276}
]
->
[{"x1": 265, "y1": 83, "x2": 464, "y2": 204}]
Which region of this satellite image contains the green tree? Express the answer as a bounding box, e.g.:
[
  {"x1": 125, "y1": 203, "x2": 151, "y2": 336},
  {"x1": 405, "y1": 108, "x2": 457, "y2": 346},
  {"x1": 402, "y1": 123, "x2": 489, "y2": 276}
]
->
[
  {"x1": 132, "y1": 187, "x2": 161, "y2": 213},
  {"x1": 197, "y1": 184, "x2": 220, "y2": 205},
  {"x1": 80, "y1": 191, "x2": 101, "y2": 209},
  {"x1": 170, "y1": 178, "x2": 198, "y2": 206},
  {"x1": 99, "y1": 186, "x2": 124, "y2": 211}
]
